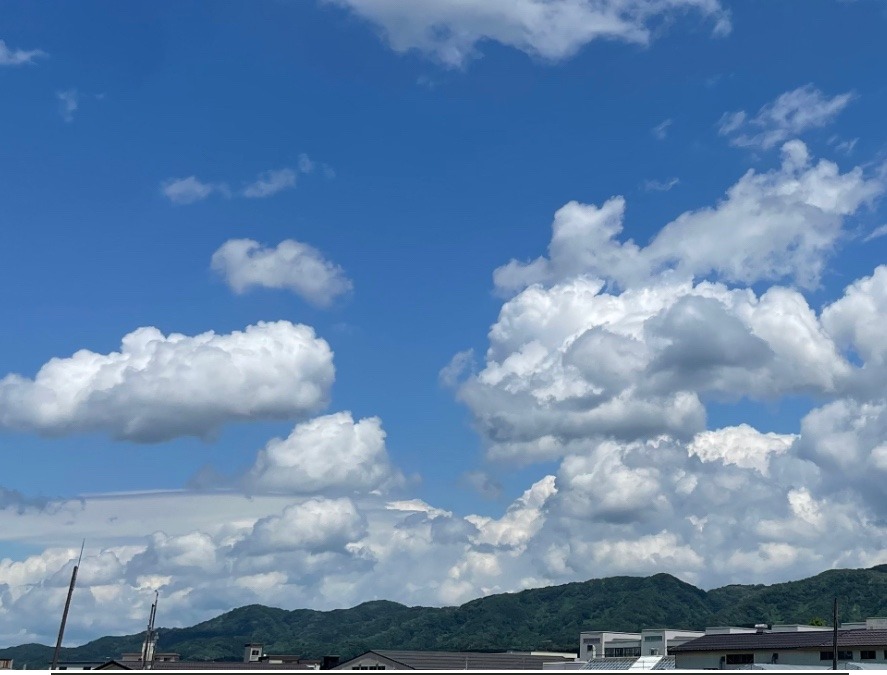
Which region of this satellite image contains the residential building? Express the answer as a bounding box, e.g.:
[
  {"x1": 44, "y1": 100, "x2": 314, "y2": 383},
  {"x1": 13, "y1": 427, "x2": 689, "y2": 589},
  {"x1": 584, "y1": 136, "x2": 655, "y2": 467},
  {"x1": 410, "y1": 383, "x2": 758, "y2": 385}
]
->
[
  {"x1": 0, "y1": 660, "x2": 12, "y2": 670},
  {"x1": 670, "y1": 619, "x2": 887, "y2": 669},
  {"x1": 334, "y1": 649, "x2": 576, "y2": 670}
]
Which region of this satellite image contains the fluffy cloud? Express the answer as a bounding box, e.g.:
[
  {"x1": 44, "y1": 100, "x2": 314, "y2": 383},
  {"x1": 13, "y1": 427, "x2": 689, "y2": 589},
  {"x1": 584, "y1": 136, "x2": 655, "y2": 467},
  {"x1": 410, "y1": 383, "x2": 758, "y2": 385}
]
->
[
  {"x1": 688, "y1": 425, "x2": 795, "y2": 475},
  {"x1": 211, "y1": 238, "x2": 353, "y2": 307},
  {"x1": 495, "y1": 142, "x2": 882, "y2": 293},
  {"x1": 719, "y1": 85, "x2": 853, "y2": 150},
  {"x1": 327, "y1": 0, "x2": 730, "y2": 68},
  {"x1": 0, "y1": 39, "x2": 45, "y2": 66},
  {"x1": 0, "y1": 321, "x2": 334, "y2": 442},
  {"x1": 245, "y1": 412, "x2": 403, "y2": 494}
]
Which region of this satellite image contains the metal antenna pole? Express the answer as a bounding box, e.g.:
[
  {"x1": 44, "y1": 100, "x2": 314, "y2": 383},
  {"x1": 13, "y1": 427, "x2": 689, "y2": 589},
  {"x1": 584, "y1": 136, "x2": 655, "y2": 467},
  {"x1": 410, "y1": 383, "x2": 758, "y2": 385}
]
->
[{"x1": 51, "y1": 541, "x2": 85, "y2": 670}]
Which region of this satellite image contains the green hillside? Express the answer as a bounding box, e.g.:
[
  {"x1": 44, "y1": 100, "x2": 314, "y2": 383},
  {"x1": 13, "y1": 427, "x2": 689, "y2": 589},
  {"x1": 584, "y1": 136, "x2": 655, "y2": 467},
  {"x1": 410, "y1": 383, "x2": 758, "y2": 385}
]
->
[{"x1": 3, "y1": 566, "x2": 886, "y2": 668}]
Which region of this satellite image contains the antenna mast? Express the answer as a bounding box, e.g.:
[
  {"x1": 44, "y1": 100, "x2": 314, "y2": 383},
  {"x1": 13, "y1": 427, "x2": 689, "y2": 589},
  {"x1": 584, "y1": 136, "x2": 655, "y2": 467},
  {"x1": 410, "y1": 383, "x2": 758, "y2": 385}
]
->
[
  {"x1": 141, "y1": 590, "x2": 159, "y2": 669},
  {"x1": 50, "y1": 541, "x2": 85, "y2": 670}
]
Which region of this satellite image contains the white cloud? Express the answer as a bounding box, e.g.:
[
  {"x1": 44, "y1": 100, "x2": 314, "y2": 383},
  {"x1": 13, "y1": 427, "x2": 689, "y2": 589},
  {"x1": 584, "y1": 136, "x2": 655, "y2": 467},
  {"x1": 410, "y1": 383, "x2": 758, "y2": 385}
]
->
[
  {"x1": 242, "y1": 169, "x2": 298, "y2": 198},
  {"x1": 688, "y1": 424, "x2": 795, "y2": 475},
  {"x1": 822, "y1": 265, "x2": 887, "y2": 367},
  {"x1": 652, "y1": 118, "x2": 672, "y2": 140},
  {"x1": 494, "y1": 141, "x2": 882, "y2": 293},
  {"x1": 863, "y1": 224, "x2": 887, "y2": 242},
  {"x1": 211, "y1": 238, "x2": 353, "y2": 307},
  {"x1": 242, "y1": 498, "x2": 367, "y2": 554},
  {"x1": 0, "y1": 39, "x2": 46, "y2": 66},
  {"x1": 0, "y1": 321, "x2": 334, "y2": 442},
  {"x1": 161, "y1": 156, "x2": 325, "y2": 205},
  {"x1": 643, "y1": 176, "x2": 679, "y2": 191},
  {"x1": 439, "y1": 349, "x2": 475, "y2": 387},
  {"x1": 719, "y1": 85, "x2": 854, "y2": 150},
  {"x1": 57, "y1": 89, "x2": 79, "y2": 123},
  {"x1": 327, "y1": 0, "x2": 730, "y2": 68},
  {"x1": 245, "y1": 412, "x2": 403, "y2": 495},
  {"x1": 161, "y1": 176, "x2": 221, "y2": 205}
]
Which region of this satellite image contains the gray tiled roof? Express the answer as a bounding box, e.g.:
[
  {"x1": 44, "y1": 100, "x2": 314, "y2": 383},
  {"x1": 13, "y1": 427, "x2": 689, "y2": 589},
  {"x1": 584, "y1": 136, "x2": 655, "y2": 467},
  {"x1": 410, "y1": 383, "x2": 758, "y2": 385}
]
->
[
  {"x1": 580, "y1": 657, "x2": 637, "y2": 670},
  {"x1": 341, "y1": 650, "x2": 574, "y2": 670},
  {"x1": 651, "y1": 655, "x2": 675, "y2": 669},
  {"x1": 670, "y1": 629, "x2": 887, "y2": 653}
]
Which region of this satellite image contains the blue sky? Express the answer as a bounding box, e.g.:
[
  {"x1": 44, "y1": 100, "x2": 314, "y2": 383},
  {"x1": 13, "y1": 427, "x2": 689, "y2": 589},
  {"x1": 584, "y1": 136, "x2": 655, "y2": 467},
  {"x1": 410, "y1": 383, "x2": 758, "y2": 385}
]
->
[{"x1": 2, "y1": 0, "x2": 887, "y2": 647}]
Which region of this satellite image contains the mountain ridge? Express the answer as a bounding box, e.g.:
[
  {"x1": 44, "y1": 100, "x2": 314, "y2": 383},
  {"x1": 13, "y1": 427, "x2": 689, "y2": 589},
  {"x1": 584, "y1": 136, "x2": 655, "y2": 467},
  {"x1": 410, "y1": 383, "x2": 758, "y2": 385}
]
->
[{"x1": 3, "y1": 566, "x2": 886, "y2": 667}]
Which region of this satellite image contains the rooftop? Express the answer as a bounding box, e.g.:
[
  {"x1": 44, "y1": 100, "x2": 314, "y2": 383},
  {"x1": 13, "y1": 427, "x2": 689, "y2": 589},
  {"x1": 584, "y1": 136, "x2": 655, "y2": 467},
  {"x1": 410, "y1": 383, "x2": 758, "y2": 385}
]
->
[{"x1": 670, "y1": 628, "x2": 887, "y2": 653}]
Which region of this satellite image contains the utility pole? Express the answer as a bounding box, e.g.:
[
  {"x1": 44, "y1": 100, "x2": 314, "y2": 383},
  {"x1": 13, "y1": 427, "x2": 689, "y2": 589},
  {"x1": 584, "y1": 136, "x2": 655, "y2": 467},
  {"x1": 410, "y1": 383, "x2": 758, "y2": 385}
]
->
[
  {"x1": 51, "y1": 541, "x2": 84, "y2": 670},
  {"x1": 832, "y1": 596, "x2": 839, "y2": 671}
]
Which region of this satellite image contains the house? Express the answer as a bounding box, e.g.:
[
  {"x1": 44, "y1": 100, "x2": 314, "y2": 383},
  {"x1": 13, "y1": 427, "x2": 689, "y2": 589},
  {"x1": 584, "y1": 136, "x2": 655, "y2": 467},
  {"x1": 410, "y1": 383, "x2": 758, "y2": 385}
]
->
[
  {"x1": 0, "y1": 660, "x2": 12, "y2": 670},
  {"x1": 334, "y1": 649, "x2": 576, "y2": 670},
  {"x1": 670, "y1": 618, "x2": 887, "y2": 669}
]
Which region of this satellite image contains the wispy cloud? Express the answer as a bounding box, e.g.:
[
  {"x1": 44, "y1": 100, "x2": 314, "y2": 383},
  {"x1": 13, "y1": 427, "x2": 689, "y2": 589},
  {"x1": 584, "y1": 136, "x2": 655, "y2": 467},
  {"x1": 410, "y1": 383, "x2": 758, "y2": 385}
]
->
[
  {"x1": 719, "y1": 85, "x2": 853, "y2": 150},
  {"x1": 643, "y1": 177, "x2": 680, "y2": 192},
  {"x1": 161, "y1": 176, "x2": 223, "y2": 205},
  {"x1": 652, "y1": 119, "x2": 672, "y2": 140},
  {"x1": 328, "y1": 0, "x2": 730, "y2": 69},
  {"x1": 242, "y1": 168, "x2": 298, "y2": 198},
  {"x1": 0, "y1": 38, "x2": 46, "y2": 66},
  {"x1": 57, "y1": 89, "x2": 80, "y2": 123},
  {"x1": 864, "y1": 224, "x2": 887, "y2": 242},
  {"x1": 162, "y1": 155, "x2": 330, "y2": 205}
]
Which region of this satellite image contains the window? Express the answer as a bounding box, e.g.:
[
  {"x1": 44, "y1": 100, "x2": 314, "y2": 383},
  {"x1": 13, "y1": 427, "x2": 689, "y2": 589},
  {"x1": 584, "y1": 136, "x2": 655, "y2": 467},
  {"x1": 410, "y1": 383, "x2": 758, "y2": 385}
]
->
[
  {"x1": 645, "y1": 635, "x2": 663, "y2": 642},
  {"x1": 251, "y1": 650, "x2": 260, "y2": 656},
  {"x1": 725, "y1": 654, "x2": 754, "y2": 665},
  {"x1": 822, "y1": 651, "x2": 854, "y2": 661},
  {"x1": 861, "y1": 651, "x2": 876, "y2": 660},
  {"x1": 604, "y1": 647, "x2": 641, "y2": 657}
]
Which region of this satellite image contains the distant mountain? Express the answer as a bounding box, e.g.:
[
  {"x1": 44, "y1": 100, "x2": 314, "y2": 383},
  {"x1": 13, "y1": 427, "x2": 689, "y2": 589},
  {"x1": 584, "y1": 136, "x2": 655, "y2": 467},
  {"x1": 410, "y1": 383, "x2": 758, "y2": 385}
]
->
[{"x1": 4, "y1": 566, "x2": 887, "y2": 668}]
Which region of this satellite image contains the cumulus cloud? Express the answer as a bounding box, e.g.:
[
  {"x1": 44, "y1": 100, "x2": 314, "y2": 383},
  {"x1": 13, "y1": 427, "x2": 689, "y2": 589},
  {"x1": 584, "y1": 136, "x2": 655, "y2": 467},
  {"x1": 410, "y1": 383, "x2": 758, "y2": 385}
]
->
[
  {"x1": 0, "y1": 39, "x2": 46, "y2": 66},
  {"x1": 495, "y1": 141, "x2": 882, "y2": 293},
  {"x1": 327, "y1": 0, "x2": 730, "y2": 68},
  {"x1": 0, "y1": 321, "x2": 334, "y2": 442},
  {"x1": 688, "y1": 424, "x2": 795, "y2": 475},
  {"x1": 245, "y1": 412, "x2": 403, "y2": 495},
  {"x1": 211, "y1": 238, "x2": 353, "y2": 307},
  {"x1": 719, "y1": 85, "x2": 854, "y2": 150}
]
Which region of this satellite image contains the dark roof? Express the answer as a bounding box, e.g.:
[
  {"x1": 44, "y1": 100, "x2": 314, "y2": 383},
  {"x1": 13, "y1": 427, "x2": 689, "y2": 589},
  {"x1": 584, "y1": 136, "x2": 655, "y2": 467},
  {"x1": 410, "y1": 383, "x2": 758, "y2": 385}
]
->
[
  {"x1": 152, "y1": 661, "x2": 315, "y2": 670},
  {"x1": 670, "y1": 629, "x2": 887, "y2": 653},
  {"x1": 336, "y1": 650, "x2": 575, "y2": 670}
]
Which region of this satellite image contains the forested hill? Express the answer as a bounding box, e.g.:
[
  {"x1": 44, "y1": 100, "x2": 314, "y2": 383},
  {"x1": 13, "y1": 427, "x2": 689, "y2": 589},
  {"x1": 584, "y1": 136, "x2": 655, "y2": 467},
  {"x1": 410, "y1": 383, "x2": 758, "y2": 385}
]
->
[{"x1": 4, "y1": 566, "x2": 887, "y2": 667}]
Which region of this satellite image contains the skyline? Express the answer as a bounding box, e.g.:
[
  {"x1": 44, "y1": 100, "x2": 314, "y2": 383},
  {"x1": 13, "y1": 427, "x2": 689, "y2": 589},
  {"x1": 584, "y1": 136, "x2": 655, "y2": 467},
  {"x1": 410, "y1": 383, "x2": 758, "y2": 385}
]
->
[{"x1": 1, "y1": 0, "x2": 887, "y2": 647}]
